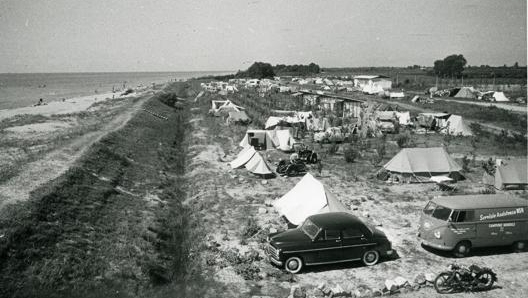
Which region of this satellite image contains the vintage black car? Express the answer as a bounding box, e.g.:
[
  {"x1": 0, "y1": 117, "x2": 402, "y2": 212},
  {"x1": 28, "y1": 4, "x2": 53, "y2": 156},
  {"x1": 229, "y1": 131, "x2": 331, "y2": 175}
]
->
[{"x1": 266, "y1": 212, "x2": 394, "y2": 273}]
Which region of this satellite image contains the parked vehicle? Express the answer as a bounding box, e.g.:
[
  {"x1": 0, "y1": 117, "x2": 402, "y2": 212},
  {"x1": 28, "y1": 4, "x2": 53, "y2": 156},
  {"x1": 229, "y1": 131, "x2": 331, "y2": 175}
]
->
[
  {"x1": 418, "y1": 194, "x2": 528, "y2": 257},
  {"x1": 276, "y1": 159, "x2": 307, "y2": 177},
  {"x1": 266, "y1": 212, "x2": 394, "y2": 273},
  {"x1": 434, "y1": 264, "x2": 497, "y2": 294},
  {"x1": 292, "y1": 143, "x2": 318, "y2": 164}
]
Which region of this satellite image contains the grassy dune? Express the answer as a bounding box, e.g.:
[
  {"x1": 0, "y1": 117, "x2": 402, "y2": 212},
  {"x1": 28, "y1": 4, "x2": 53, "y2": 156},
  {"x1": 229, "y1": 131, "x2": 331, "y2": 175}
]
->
[{"x1": 0, "y1": 83, "x2": 211, "y2": 297}]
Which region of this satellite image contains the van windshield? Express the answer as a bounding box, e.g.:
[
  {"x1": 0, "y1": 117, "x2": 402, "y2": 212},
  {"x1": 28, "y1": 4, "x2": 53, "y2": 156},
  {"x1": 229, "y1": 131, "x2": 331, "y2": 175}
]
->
[{"x1": 432, "y1": 205, "x2": 453, "y2": 221}]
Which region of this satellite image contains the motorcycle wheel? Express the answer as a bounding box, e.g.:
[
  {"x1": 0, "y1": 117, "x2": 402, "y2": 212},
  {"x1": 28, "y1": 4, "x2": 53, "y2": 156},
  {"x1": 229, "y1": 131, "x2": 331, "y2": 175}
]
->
[
  {"x1": 434, "y1": 272, "x2": 455, "y2": 294},
  {"x1": 475, "y1": 271, "x2": 495, "y2": 291},
  {"x1": 286, "y1": 167, "x2": 297, "y2": 177}
]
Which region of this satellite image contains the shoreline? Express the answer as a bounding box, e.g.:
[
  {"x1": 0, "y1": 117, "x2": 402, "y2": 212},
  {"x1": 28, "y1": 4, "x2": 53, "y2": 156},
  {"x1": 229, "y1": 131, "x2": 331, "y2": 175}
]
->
[{"x1": 0, "y1": 88, "x2": 150, "y2": 121}]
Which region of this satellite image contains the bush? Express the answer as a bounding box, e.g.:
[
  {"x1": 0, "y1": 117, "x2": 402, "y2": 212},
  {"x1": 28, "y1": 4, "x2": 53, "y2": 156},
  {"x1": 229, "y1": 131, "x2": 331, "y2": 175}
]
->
[
  {"x1": 241, "y1": 217, "x2": 260, "y2": 239},
  {"x1": 326, "y1": 142, "x2": 339, "y2": 155},
  {"x1": 462, "y1": 155, "x2": 471, "y2": 172},
  {"x1": 482, "y1": 157, "x2": 496, "y2": 175},
  {"x1": 396, "y1": 133, "x2": 410, "y2": 148},
  {"x1": 344, "y1": 146, "x2": 360, "y2": 163}
]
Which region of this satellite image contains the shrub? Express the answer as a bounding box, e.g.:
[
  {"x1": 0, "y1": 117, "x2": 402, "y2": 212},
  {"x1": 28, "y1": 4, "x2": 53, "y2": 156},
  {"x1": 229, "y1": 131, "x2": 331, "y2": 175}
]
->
[
  {"x1": 396, "y1": 133, "x2": 410, "y2": 148},
  {"x1": 326, "y1": 142, "x2": 339, "y2": 155},
  {"x1": 482, "y1": 157, "x2": 496, "y2": 175},
  {"x1": 462, "y1": 155, "x2": 471, "y2": 172},
  {"x1": 344, "y1": 146, "x2": 360, "y2": 163},
  {"x1": 241, "y1": 217, "x2": 260, "y2": 239}
]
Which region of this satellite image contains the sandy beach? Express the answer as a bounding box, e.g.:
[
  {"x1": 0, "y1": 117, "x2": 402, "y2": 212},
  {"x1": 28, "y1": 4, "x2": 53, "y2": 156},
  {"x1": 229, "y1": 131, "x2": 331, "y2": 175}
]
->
[{"x1": 0, "y1": 91, "x2": 143, "y2": 121}]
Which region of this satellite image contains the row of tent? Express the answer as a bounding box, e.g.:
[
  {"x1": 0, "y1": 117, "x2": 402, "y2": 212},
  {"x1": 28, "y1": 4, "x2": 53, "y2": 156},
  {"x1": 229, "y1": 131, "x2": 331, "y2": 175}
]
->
[
  {"x1": 272, "y1": 157, "x2": 527, "y2": 226},
  {"x1": 431, "y1": 86, "x2": 510, "y2": 102}
]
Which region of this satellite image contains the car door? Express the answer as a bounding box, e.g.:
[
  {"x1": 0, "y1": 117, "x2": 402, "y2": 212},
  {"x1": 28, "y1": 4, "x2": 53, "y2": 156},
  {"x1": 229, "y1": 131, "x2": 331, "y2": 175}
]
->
[
  {"x1": 304, "y1": 229, "x2": 343, "y2": 265},
  {"x1": 341, "y1": 227, "x2": 369, "y2": 261}
]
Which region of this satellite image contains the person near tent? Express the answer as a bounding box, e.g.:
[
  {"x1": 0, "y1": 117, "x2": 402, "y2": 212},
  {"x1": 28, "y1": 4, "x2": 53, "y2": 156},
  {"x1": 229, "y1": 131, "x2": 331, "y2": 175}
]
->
[{"x1": 317, "y1": 159, "x2": 323, "y2": 176}]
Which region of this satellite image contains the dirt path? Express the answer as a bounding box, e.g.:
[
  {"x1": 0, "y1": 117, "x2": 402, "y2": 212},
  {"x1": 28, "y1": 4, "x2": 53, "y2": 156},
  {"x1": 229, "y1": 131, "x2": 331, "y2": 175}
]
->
[
  {"x1": 0, "y1": 94, "x2": 152, "y2": 210},
  {"x1": 433, "y1": 97, "x2": 527, "y2": 114}
]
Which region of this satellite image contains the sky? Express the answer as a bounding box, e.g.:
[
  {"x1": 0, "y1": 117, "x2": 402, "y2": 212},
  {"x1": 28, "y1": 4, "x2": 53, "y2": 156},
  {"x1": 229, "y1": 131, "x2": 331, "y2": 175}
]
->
[{"x1": 0, "y1": 0, "x2": 526, "y2": 73}]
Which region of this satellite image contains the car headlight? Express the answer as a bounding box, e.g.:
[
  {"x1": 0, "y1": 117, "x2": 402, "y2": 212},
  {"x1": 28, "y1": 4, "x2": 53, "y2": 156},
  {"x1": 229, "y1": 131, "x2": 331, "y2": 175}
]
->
[{"x1": 434, "y1": 230, "x2": 442, "y2": 239}]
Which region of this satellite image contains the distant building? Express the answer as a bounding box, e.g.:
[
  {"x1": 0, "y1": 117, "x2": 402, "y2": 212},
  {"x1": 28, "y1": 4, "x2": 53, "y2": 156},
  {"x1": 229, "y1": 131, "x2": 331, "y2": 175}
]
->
[
  {"x1": 353, "y1": 75, "x2": 392, "y2": 90},
  {"x1": 300, "y1": 91, "x2": 364, "y2": 118}
]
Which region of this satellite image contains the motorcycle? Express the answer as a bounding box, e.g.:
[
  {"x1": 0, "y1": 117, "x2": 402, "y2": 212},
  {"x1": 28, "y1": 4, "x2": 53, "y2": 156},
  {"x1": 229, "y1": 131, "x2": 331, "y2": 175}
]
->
[
  {"x1": 276, "y1": 159, "x2": 307, "y2": 177},
  {"x1": 434, "y1": 264, "x2": 497, "y2": 294},
  {"x1": 292, "y1": 143, "x2": 319, "y2": 164}
]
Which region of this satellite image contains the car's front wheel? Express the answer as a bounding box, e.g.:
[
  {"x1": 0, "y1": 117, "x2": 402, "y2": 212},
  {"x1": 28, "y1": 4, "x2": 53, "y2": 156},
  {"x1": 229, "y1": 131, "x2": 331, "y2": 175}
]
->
[
  {"x1": 362, "y1": 250, "x2": 379, "y2": 266},
  {"x1": 284, "y1": 256, "x2": 303, "y2": 274}
]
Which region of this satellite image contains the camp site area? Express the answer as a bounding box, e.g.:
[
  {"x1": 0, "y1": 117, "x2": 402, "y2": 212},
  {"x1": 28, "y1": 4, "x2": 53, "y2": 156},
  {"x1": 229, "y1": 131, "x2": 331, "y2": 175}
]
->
[{"x1": 178, "y1": 78, "x2": 528, "y2": 298}]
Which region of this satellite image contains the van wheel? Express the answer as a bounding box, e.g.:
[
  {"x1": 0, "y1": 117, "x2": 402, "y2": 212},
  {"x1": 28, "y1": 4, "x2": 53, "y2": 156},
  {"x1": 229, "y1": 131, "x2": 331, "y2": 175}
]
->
[
  {"x1": 453, "y1": 241, "x2": 471, "y2": 257},
  {"x1": 284, "y1": 257, "x2": 303, "y2": 274},
  {"x1": 362, "y1": 250, "x2": 380, "y2": 266},
  {"x1": 513, "y1": 241, "x2": 526, "y2": 252}
]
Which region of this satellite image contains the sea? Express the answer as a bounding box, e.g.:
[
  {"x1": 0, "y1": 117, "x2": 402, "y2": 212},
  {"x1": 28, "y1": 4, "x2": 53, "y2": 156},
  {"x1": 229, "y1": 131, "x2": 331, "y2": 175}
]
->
[{"x1": 0, "y1": 71, "x2": 232, "y2": 110}]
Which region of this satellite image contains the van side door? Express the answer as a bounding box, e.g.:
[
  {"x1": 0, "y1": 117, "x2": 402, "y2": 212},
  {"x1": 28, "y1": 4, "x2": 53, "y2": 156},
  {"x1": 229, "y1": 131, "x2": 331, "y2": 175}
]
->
[{"x1": 449, "y1": 210, "x2": 477, "y2": 243}]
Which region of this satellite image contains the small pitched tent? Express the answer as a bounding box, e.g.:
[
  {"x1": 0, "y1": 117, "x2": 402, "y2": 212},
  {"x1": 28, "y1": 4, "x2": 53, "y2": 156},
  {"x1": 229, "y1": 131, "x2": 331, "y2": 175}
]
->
[
  {"x1": 454, "y1": 87, "x2": 477, "y2": 99},
  {"x1": 491, "y1": 92, "x2": 509, "y2": 102},
  {"x1": 275, "y1": 129, "x2": 296, "y2": 151},
  {"x1": 227, "y1": 111, "x2": 250, "y2": 125},
  {"x1": 395, "y1": 111, "x2": 411, "y2": 126},
  {"x1": 484, "y1": 159, "x2": 528, "y2": 190},
  {"x1": 230, "y1": 146, "x2": 274, "y2": 177},
  {"x1": 273, "y1": 173, "x2": 348, "y2": 225},
  {"x1": 210, "y1": 100, "x2": 244, "y2": 116},
  {"x1": 230, "y1": 146, "x2": 257, "y2": 169},
  {"x1": 382, "y1": 147, "x2": 463, "y2": 182},
  {"x1": 239, "y1": 130, "x2": 280, "y2": 150},
  {"x1": 244, "y1": 152, "x2": 273, "y2": 176},
  {"x1": 443, "y1": 115, "x2": 473, "y2": 136},
  {"x1": 417, "y1": 113, "x2": 450, "y2": 130}
]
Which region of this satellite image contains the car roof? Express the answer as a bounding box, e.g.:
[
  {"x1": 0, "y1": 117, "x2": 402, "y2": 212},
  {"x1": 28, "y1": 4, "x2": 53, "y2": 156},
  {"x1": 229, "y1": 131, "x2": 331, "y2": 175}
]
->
[
  {"x1": 308, "y1": 212, "x2": 364, "y2": 230},
  {"x1": 431, "y1": 194, "x2": 528, "y2": 210}
]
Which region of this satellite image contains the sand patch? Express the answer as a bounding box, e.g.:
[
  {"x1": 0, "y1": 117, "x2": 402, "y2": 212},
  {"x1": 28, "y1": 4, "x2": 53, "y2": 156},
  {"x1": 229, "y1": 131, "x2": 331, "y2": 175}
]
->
[{"x1": 4, "y1": 121, "x2": 74, "y2": 134}]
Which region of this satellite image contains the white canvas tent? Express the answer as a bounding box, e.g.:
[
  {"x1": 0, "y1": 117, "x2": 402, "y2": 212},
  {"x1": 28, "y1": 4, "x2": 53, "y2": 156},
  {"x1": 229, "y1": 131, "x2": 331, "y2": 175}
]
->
[
  {"x1": 239, "y1": 129, "x2": 294, "y2": 151},
  {"x1": 491, "y1": 91, "x2": 509, "y2": 102},
  {"x1": 273, "y1": 173, "x2": 348, "y2": 225},
  {"x1": 239, "y1": 130, "x2": 280, "y2": 150},
  {"x1": 230, "y1": 146, "x2": 257, "y2": 169},
  {"x1": 395, "y1": 111, "x2": 411, "y2": 126},
  {"x1": 244, "y1": 152, "x2": 273, "y2": 176},
  {"x1": 442, "y1": 115, "x2": 473, "y2": 136},
  {"x1": 230, "y1": 146, "x2": 273, "y2": 176},
  {"x1": 275, "y1": 129, "x2": 296, "y2": 151}
]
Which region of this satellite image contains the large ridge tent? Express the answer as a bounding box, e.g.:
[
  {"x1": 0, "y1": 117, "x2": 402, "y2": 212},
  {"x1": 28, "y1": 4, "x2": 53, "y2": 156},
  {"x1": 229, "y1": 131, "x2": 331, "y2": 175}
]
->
[
  {"x1": 273, "y1": 173, "x2": 348, "y2": 225},
  {"x1": 484, "y1": 159, "x2": 528, "y2": 190},
  {"x1": 382, "y1": 147, "x2": 463, "y2": 182},
  {"x1": 442, "y1": 115, "x2": 473, "y2": 136},
  {"x1": 230, "y1": 146, "x2": 274, "y2": 177}
]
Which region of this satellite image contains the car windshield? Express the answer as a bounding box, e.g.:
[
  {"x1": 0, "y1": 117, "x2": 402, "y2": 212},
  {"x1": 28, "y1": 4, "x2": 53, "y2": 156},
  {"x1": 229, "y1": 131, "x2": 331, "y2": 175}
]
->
[
  {"x1": 301, "y1": 219, "x2": 320, "y2": 240},
  {"x1": 432, "y1": 205, "x2": 453, "y2": 221},
  {"x1": 423, "y1": 201, "x2": 437, "y2": 215}
]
